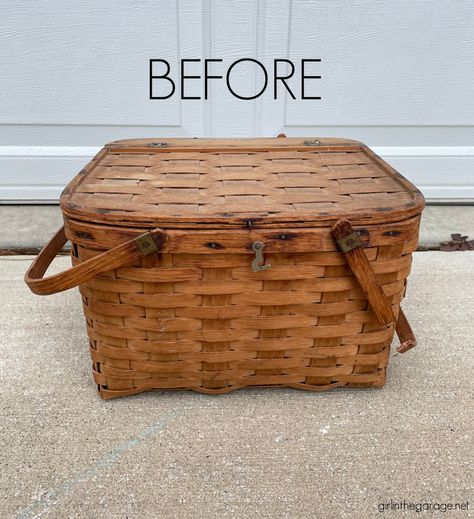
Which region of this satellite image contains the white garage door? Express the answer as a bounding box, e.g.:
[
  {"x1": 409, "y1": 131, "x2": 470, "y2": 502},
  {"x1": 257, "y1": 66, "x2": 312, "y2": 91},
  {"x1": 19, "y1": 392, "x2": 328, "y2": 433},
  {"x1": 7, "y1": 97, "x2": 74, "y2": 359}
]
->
[{"x1": 1, "y1": 1, "x2": 473, "y2": 202}]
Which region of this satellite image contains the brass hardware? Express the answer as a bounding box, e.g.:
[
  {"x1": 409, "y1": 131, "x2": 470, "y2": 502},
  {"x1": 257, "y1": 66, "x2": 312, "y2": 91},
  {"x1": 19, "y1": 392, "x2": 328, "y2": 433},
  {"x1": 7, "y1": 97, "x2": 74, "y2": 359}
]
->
[
  {"x1": 251, "y1": 241, "x2": 271, "y2": 272},
  {"x1": 149, "y1": 142, "x2": 168, "y2": 148},
  {"x1": 304, "y1": 139, "x2": 321, "y2": 146},
  {"x1": 135, "y1": 232, "x2": 159, "y2": 255},
  {"x1": 336, "y1": 231, "x2": 362, "y2": 253}
]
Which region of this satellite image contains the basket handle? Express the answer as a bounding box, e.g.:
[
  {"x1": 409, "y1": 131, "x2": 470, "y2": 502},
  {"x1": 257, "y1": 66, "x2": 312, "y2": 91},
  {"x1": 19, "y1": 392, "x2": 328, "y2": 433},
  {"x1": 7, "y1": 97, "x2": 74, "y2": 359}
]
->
[
  {"x1": 332, "y1": 219, "x2": 416, "y2": 353},
  {"x1": 25, "y1": 226, "x2": 167, "y2": 296}
]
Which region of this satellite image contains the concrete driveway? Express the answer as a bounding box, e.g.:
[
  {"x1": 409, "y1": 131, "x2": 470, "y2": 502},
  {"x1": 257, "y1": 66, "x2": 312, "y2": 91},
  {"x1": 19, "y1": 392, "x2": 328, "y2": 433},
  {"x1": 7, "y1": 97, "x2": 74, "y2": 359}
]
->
[{"x1": 0, "y1": 252, "x2": 472, "y2": 518}]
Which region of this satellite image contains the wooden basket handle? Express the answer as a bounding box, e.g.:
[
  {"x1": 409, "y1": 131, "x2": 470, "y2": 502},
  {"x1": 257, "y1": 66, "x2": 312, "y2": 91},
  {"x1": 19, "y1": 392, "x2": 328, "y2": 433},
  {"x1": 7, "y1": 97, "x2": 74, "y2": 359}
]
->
[
  {"x1": 332, "y1": 219, "x2": 416, "y2": 353},
  {"x1": 25, "y1": 226, "x2": 167, "y2": 296}
]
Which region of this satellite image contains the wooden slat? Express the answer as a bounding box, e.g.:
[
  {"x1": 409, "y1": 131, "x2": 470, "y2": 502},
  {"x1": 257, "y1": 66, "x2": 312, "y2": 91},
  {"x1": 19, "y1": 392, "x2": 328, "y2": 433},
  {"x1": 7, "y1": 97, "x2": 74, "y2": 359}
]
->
[{"x1": 61, "y1": 137, "x2": 424, "y2": 228}]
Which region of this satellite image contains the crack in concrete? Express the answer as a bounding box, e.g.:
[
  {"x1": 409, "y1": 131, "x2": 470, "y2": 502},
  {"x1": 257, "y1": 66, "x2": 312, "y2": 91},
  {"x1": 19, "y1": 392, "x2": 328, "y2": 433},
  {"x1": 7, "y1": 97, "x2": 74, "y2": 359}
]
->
[{"x1": 15, "y1": 409, "x2": 181, "y2": 519}]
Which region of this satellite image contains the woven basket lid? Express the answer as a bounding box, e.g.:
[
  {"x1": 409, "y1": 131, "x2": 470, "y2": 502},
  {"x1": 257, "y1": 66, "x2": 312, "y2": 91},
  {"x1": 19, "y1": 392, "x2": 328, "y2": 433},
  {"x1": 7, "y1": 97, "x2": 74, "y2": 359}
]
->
[{"x1": 60, "y1": 137, "x2": 425, "y2": 229}]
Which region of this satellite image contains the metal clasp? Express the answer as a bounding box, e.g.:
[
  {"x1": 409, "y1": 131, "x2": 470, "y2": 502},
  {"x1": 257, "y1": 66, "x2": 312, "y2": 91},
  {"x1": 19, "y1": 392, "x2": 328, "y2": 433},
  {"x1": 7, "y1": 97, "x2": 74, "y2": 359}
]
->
[
  {"x1": 336, "y1": 231, "x2": 362, "y2": 253},
  {"x1": 135, "y1": 232, "x2": 159, "y2": 255},
  {"x1": 251, "y1": 241, "x2": 271, "y2": 272}
]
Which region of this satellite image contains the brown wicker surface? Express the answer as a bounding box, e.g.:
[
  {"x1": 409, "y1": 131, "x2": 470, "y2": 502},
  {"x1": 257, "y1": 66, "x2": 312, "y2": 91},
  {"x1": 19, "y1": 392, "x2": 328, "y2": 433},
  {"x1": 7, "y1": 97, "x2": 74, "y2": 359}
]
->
[
  {"x1": 61, "y1": 137, "x2": 423, "y2": 228},
  {"x1": 20, "y1": 137, "x2": 425, "y2": 399},
  {"x1": 77, "y1": 237, "x2": 415, "y2": 399}
]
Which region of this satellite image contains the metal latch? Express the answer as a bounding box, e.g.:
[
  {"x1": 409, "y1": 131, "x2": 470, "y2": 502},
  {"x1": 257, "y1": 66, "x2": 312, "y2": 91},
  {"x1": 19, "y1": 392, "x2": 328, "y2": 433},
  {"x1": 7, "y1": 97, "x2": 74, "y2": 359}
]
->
[
  {"x1": 336, "y1": 231, "x2": 362, "y2": 253},
  {"x1": 251, "y1": 241, "x2": 271, "y2": 272},
  {"x1": 149, "y1": 141, "x2": 168, "y2": 148},
  {"x1": 304, "y1": 139, "x2": 321, "y2": 146},
  {"x1": 135, "y1": 232, "x2": 159, "y2": 255}
]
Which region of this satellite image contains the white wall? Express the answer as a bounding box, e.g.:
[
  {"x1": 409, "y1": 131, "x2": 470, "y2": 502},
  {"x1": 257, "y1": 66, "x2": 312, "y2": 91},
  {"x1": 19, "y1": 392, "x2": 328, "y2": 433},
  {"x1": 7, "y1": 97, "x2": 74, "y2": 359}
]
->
[{"x1": 1, "y1": 0, "x2": 473, "y2": 202}]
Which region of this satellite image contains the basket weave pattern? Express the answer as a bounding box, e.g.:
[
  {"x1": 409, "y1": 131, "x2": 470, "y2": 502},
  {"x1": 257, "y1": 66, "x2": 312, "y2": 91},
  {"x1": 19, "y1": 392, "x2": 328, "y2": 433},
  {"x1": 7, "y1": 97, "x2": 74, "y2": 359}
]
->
[
  {"x1": 69, "y1": 147, "x2": 415, "y2": 224},
  {"x1": 78, "y1": 242, "x2": 412, "y2": 399}
]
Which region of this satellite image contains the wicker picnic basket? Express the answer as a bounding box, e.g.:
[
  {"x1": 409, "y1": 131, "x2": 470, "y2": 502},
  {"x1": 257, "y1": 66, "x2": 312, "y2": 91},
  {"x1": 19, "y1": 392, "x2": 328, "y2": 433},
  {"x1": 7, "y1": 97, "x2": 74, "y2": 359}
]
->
[{"x1": 25, "y1": 137, "x2": 424, "y2": 399}]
